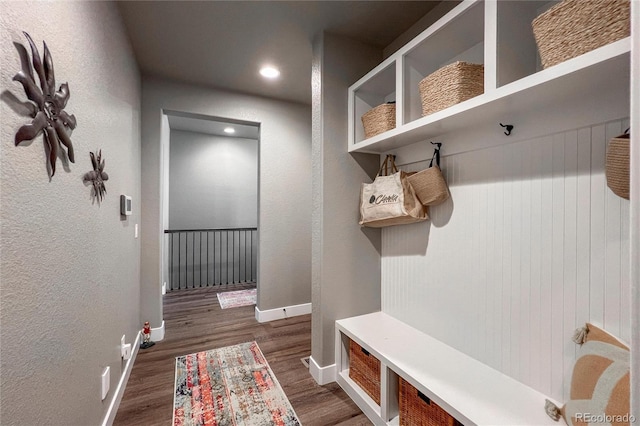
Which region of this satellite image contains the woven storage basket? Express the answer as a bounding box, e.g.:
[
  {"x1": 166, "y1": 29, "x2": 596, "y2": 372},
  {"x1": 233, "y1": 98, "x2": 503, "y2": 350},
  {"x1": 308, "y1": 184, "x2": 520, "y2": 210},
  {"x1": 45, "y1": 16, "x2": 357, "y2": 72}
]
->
[
  {"x1": 606, "y1": 132, "x2": 630, "y2": 200},
  {"x1": 532, "y1": 0, "x2": 630, "y2": 69},
  {"x1": 348, "y1": 340, "x2": 380, "y2": 405},
  {"x1": 361, "y1": 102, "x2": 396, "y2": 139},
  {"x1": 419, "y1": 62, "x2": 484, "y2": 116},
  {"x1": 399, "y1": 378, "x2": 461, "y2": 426}
]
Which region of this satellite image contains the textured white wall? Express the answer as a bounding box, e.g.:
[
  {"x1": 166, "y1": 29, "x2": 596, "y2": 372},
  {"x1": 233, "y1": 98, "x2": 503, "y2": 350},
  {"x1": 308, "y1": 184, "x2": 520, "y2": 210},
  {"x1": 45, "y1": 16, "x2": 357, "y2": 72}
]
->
[
  {"x1": 383, "y1": 118, "x2": 630, "y2": 403},
  {"x1": 0, "y1": 2, "x2": 141, "y2": 425},
  {"x1": 169, "y1": 131, "x2": 257, "y2": 230},
  {"x1": 142, "y1": 77, "x2": 311, "y2": 319}
]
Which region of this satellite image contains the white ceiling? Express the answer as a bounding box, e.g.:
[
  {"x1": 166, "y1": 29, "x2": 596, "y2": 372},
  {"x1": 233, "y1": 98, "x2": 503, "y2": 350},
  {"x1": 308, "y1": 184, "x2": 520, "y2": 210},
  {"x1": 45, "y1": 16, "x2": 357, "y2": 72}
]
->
[{"x1": 117, "y1": 1, "x2": 441, "y2": 106}]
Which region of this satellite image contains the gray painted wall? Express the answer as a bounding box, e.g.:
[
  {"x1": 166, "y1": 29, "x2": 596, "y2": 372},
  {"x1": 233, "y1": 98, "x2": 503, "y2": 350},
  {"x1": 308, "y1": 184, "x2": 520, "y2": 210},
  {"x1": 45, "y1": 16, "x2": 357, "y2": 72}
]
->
[
  {"x1": 0, "y1": 2, "x2": 141, "y2": 425},
  {"x1": 168, "y1": 130, "x2": 258, "y2": 230},
  {"x1": 141, "y1": 77, "x2": 311, "y2": 324},
  {"x1": 311, "y1": 32, "x2": 383, "y2": 367}
]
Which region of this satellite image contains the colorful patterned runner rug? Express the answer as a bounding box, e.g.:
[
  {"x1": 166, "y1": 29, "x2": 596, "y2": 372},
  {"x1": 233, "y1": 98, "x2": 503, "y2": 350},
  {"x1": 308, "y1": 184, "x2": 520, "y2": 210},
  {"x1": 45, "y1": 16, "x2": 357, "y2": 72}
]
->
[
  {"x1": 173, "y1": 341, "x2": 300, "y2": 426},
  {"x1": 217, "y1": 289, "x2": 257, "y2": 309}
]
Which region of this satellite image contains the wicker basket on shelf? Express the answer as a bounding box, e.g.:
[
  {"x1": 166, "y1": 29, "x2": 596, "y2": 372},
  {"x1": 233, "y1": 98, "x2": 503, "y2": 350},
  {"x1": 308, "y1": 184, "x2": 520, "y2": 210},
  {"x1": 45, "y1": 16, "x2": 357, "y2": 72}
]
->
[
  {"x1": 419, "y1": 61, "x2": 484, "y2": 117},
  {"x1": 348, "y1": 340, "x2": 380, "y2": 405},
  {"x1": 606, "y1": 131, "x2": 630, "y2": 200},
  {"x1": 361, "y1": 102, "x2": 396, "y2": 139},
  {"x1": 399, "y1": 377, "x2": 462, "y2": 426},
  {"x1": 532, "y1": 0, "x2": 630, "y2": 69}
]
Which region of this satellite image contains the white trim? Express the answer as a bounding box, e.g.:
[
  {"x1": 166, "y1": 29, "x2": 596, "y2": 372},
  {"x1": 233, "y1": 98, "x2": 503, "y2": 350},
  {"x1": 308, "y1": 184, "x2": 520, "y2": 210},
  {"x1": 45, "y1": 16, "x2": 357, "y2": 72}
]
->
[
  {"x1": 150, "y1": 320, "x2": 165, "y2": 341},
  {"x1": 309, "y1": 356, "x2": 337, "y2": 385},
  {"x1": 336, "y1": 372, "x2": 385, "y2": 425},
  {"x1": 101, "y1": 331, "x2": 141, "y2": 426},
  {"x1": 254, "y1": 303, "x2": 311, "y2": 323}
]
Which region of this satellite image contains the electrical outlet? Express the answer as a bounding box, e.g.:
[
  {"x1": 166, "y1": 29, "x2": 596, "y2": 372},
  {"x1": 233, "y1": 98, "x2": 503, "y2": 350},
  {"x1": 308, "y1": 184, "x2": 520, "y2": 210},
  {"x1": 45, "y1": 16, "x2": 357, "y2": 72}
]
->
[{"x1": 134, "y1": 223, "x2": 139, "y2": 238}]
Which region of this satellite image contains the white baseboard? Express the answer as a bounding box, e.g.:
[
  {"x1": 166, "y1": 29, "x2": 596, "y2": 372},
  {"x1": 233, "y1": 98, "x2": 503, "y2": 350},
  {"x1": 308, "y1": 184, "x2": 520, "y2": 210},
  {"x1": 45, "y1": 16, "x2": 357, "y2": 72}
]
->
[
  {"x1": 309, "y1": 356, "x2": 337, "y2": 385},
  {"x1": 254, "y1": 303, "x2": 312, "y2": 323},
  {"x1": 101, "y1": 331, "x2": 141, "y2": 426},
  {"x1": 150, "y1": 320, "x2": 165, "y2": 341}
]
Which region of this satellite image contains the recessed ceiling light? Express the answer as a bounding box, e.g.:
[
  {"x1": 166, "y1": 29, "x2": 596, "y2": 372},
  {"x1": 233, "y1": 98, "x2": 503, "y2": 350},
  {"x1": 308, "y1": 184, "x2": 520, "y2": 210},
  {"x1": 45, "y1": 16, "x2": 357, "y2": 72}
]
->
[
  {"x1": 223, "y1": 127, "x2": 235, "y2": 134},
  {"x1": 259, "y1": 66, "x2": 280, "y2": 79}
]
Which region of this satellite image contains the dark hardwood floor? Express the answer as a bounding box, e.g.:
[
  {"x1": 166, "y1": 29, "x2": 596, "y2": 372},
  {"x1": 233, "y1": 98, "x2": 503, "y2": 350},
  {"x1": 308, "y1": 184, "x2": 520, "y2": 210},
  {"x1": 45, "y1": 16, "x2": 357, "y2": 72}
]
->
[{"x1": 113, "y1": 284, "x2": 371, "y2": 426}]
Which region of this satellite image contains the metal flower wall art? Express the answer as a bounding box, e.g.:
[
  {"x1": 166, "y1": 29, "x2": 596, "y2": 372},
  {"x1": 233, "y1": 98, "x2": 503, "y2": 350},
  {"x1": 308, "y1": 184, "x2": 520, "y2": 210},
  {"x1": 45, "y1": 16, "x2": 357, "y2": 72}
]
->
[
  {"x1": 83, "y1": 150, "x2": 108, "y2": 202},
  {"x1": 13, "y1": 31, "x2": 77, "y2": 178}
]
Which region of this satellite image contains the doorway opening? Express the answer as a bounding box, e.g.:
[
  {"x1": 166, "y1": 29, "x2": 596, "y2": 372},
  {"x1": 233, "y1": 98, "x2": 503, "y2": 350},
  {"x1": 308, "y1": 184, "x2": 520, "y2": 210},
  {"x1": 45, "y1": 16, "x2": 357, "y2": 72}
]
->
[{"x1": 161, "y1": 110, "x2": 259, "y2": 292}]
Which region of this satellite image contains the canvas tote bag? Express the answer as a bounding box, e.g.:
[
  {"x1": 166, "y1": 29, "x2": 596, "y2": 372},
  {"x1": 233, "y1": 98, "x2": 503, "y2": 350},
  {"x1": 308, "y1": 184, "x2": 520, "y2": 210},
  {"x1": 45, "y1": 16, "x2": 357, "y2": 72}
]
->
[{"x1": 359, "y1": 155, "x2": 428, "y2": 228}]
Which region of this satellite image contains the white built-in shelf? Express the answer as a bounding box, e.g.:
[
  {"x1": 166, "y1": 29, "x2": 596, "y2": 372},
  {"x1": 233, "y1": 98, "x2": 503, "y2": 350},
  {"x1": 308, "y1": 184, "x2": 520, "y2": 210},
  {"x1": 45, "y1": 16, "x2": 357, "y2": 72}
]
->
[
  {"x1": 336, "y1": 312, "x2": 559, "y2": 426},
  {"x1": 348, "y1": 0, "x2": 631, "y2": 154}
]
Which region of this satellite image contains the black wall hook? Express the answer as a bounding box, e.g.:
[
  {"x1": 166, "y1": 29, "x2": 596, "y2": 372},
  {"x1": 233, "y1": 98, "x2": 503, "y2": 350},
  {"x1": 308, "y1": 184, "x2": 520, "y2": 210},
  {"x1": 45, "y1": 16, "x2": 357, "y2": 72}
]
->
[
  {"x1": 429, "y1": 141, "x2": 442, "y2": 167},
  {"x1": 500, "y1": 123, "x2": 514, "y2": 136}
]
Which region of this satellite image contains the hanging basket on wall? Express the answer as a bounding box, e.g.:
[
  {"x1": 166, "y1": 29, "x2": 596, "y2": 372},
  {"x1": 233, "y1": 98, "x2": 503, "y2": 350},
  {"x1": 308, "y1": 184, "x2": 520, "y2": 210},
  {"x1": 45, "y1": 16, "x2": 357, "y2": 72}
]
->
[
  {"x1": 406, "y1": 142, "x2": 449, "y2": 206},
  {"x1": 605, "y1": 129, "x2": 630, "y2": 200}
]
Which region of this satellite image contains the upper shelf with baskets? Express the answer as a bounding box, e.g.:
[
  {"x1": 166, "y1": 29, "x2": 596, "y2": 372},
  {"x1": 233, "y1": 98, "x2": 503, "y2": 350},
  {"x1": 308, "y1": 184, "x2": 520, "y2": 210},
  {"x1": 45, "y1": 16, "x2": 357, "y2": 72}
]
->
[{"x1": 348, "y1": 0, "x2": 632, "y2": 154}]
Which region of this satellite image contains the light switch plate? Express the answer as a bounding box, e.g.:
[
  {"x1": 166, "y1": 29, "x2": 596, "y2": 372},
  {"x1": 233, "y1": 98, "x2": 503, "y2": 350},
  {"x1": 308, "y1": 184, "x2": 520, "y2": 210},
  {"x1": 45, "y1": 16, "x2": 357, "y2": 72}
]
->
[
  {"x1": 101, "y1": 366, "x2": 110, "y2": 400},
  {"x1": 120, "y1": 195, "x2": 132, "y2": 215},
  {"x1": 122, "y1": 343, "x2": 132, "y2": 361}
]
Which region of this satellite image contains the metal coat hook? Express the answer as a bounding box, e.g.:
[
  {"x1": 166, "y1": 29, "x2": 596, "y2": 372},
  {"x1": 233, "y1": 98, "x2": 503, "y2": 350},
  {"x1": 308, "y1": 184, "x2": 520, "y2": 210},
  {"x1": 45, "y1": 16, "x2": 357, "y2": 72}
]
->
[
  {"x1": 500, "y1": 123, "x2": 514, "y2": 136},
  {"x1": 430, "y1": 141, "x2": 442, "y2": 167}
]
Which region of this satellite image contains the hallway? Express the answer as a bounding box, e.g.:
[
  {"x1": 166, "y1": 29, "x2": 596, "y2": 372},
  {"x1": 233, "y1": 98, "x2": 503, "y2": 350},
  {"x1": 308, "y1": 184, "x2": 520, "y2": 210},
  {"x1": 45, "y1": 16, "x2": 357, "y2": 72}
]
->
[{"x1": 114, "y1": 284, "x2": 370, "y2": 425}]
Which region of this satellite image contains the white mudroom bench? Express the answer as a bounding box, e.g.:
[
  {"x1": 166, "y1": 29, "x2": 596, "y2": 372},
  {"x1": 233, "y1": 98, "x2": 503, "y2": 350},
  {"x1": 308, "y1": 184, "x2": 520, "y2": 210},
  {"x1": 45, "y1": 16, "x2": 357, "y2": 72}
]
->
[{"x1": 335, "y1": 312, "x2": 559, "y2": 426}]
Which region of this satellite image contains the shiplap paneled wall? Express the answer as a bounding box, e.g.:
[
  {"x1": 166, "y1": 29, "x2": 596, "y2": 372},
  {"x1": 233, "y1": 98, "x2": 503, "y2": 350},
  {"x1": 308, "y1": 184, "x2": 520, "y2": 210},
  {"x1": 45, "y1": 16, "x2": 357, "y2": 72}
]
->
[{"x1": 382, "y1": 118, "x2": 631, "y2": 402}]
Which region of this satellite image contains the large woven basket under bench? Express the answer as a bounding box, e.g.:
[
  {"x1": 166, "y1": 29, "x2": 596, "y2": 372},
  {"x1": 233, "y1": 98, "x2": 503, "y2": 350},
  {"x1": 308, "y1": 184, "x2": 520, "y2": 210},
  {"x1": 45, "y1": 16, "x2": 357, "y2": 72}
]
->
[
  {"x1": 400, "y1": 377, "x2": 462, "y2": 426},
  {"x1": 349, "y1": 339, "x2": 381, "y2": 405}
]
